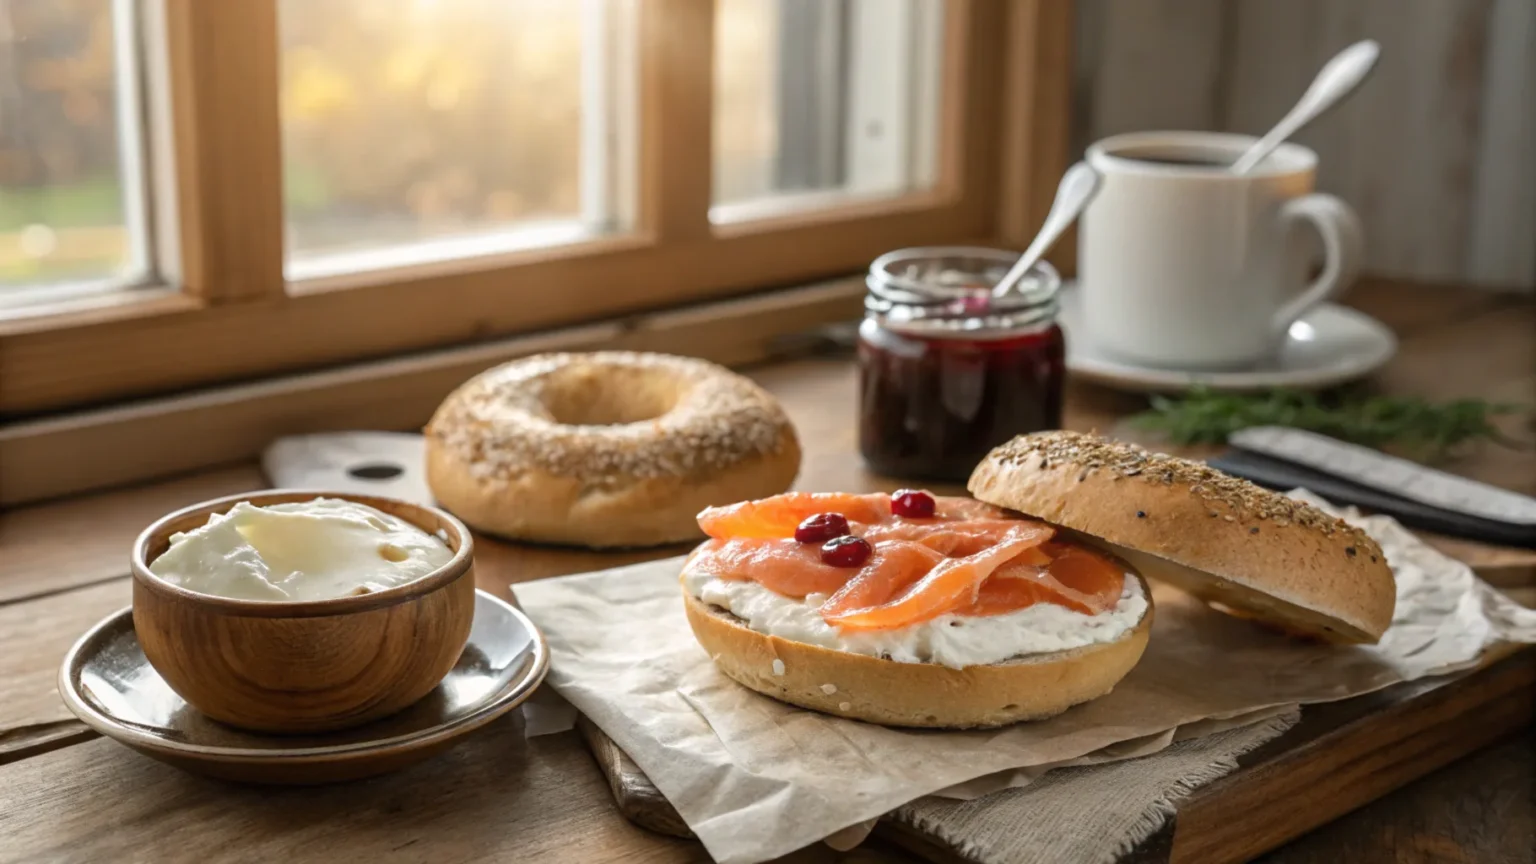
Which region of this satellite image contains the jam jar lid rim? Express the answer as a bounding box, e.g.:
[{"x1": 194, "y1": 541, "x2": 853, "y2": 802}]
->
[
  {"x1": 867, "y1": 246, "x2": 1061, "y2": 307},
  {"x1": 865, "y1": 300, "x2": 1062, "y2": 338}
]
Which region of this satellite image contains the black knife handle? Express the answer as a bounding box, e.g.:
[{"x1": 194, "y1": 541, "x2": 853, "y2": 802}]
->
[{"x1": 1209, "y1": 450, "x2": 1536, "y2": 549}]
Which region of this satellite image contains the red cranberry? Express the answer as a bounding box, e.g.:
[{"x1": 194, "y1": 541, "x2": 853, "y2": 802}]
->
[
  {"x1": 820, "y1": 535, "x2": 872, "y2": 568},
  {"x1": 795, "y1": 512, "x2": 851, "y2": 544},
  {"x1": 891, "y1": 489, "x2": 937, "y2": 519}
]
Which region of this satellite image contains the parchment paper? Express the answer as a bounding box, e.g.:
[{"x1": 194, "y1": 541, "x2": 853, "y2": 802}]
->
[{"x1": 513, "y1": 495, "x2": 1536, "y2": 864}]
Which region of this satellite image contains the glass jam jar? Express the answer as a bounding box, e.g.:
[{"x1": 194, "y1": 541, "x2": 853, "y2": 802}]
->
[{"x1": 858, "y1": 247, "x2": 1065, "y2": 481}]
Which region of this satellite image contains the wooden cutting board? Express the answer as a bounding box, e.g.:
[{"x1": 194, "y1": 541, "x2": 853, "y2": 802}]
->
[
  {"x1": 264, "y1": 431, "x2": 1536, "y2": 863},
  {"x1": 577, "y1": 649, "x2": 1535, "y2": 864}
]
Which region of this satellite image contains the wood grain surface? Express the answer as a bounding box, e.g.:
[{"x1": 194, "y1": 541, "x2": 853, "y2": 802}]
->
[
  {"x1": 162, "y1": 0, "x2": 286, "y2": 303},
  {"x1": 0, "y1": 580, "x2": 129, "y2": 765},
  {"x1": 1254, "y1": 735, "x2": 1536, "y2": 864},
  {"x1": 1169, "y1": 651, "x2": 1536, "y2": 863},
  {"x1": 0, "y1": 466, "x2": 264, "y2": 603},
  {"x1": 0, "y1": 724, "x2": 713, "y2": 864},
  {"x1": 578, "y1": 715, "x2": 695, "y2": 839},
  {"x1": 0, "y1": 279, "x2": 1530, "y2": 862}
]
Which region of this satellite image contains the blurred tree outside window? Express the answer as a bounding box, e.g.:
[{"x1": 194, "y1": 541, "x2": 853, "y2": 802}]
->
[
  {"x1": 279, "y1": 0, "x2": 591, "y2": 274},
  {"x1": 0, "y1": 0, "x2": 942, "y2": 299},
  {"x1": 0, "y1": 0, "x2": 138, "y2": 296}
]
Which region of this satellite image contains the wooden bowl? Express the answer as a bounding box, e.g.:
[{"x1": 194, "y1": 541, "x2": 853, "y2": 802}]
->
[{"x1": 131, "y1": 490, "x2": 477, "y2": 734}]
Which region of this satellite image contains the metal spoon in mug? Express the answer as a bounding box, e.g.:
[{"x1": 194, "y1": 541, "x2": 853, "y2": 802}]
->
[
  {"x1": 990, "y1": 161, "x2": 1101, "y2": 298},
  {"x1": 1229, "y1": 39, "x2": 1381, "y2": 175}
]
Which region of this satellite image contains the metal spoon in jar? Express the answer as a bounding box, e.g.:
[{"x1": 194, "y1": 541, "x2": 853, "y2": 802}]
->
[
  {"x1": 990, "y1": 161, "x2": 1101, "y2": 299},
  {"x1": 1229, "y1": 39, "x2": 1380, "y2": 175}
]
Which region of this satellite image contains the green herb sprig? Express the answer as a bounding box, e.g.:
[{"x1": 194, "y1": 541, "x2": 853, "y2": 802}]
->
[{"x1": 1129, "y1": 388, "x2": 1529, "y2": 462}]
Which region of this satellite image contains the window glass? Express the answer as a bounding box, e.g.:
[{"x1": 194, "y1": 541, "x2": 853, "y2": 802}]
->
[
  {"x1": 0, "y1": 0, "x2": 147, "y2": 305},
  {"x1": 712, "y1": 0, "x2": 944, "y2": 220},
  {"x1": 279, "y1": 0, "x2": 632, "y2": 280}
]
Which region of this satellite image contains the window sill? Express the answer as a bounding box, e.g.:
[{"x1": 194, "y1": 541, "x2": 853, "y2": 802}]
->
[
  {"x1": 0, "y1": 286, "x2": 199, "y2": 333},
  {"x1": 0, "y1": 189, "x2": 992, "y2": 416},
  {"x1": 0, "y1": 276, "x2": 867, "y2": 507}
]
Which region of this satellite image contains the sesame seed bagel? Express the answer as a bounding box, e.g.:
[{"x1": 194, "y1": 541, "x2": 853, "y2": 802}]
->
[
  {"x1": 682, "y1": 583, "x2": 1153, "y2": 729},
  {"x1": 968, "y1": 431, "x2": 1395, "y2": 643},
  {"x1": 425, "y1": 352, "x2": 801, "y2": 548}
]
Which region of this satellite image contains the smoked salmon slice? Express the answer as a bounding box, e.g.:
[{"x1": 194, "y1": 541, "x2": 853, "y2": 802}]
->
[
  {"x1": 957, "y1": 545, "x2": 1124, "y2": 616},
  {"x1": 818, "y1": 541, "x2": 946, "y2": 618},
  {"x1": 862, "y1": 518, "x2": 1031, "y2": 556},
  {"x1": 826, "y1": 522, "x2": 1055, "y2": 631},
  {"x1": 687, "y1": 538, "x2": 850, "y2": 598},
  {"x1": 697, "y1": 493, "x2": 890, "y2": 540},
  {"x1": 1042, "y1": 545, "x2": 1125, "y2": 612},
  {"x1": 958, "y1": 571, "x2": 1059, "y2": 617},
  {"x1": 690, "y1": 492, "x2": 1125, "y2": 631},
  {"x1": 697, "y1": 491, "x2": 1007, "y2": 541}
]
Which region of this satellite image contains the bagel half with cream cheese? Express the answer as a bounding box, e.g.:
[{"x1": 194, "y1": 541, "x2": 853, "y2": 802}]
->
[
  {"x1": 682, "y1": 569, "x2": 1152, "y2": 728},
  {"x1": 426, "y1": 352, "x2": 801, "y2": 548},
  {"x1": 968, "y1": 430, "x2": 1396, "y2": 643},
  {"x1": 679, "y1": 489, "x2": 1155, "y2": 728},
  {"x1": 681, "y1": 431, "x2": 1396, "y2": 728}
]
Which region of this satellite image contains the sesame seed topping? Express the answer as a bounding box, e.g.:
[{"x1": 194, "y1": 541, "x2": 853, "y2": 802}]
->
[
  {"x1": 426, "y1": 352, "x2": 794, "y2": 481},
  {"x1": 989, "y1": 430, "x2": 1379, "y2": 550}
]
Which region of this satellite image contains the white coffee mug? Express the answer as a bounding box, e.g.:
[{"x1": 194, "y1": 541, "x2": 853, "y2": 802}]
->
[{"x1": 1079, "y1": 131, "x2": 1362, "y2": 369}]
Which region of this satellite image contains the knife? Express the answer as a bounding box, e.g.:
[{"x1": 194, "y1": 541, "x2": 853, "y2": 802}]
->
[{"x1": 1207, "y1": 426, "x2": 1536, "y2": 549}]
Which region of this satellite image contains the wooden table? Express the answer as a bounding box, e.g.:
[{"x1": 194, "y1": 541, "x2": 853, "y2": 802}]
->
[{"x1": 1, "y1": 278, "x2": 1531, "y2": 863}]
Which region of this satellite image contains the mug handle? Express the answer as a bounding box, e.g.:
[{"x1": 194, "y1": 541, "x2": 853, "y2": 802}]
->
[{"x1": 1271, "y1": 193, "x2": 1363, "y2": 341}]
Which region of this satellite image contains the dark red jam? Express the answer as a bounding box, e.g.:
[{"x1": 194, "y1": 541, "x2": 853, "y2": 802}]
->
[{"x1": 858, "y1": 319, "x2": 1065, "y2": 481}]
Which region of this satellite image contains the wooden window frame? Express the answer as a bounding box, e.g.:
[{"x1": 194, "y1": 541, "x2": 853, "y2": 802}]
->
[{"x1": 0, "y1": 0, "x2": 1070, "y2": 419}]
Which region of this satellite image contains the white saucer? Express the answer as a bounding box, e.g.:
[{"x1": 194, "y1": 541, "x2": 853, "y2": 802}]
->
[{"x1": 1059, "y1": 285, "x2": 1397, "y2": 393}]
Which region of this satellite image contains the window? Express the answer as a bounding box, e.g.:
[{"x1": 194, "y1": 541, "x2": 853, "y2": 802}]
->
[
  {"x1": 0, "y1": 0, "x2": 152, "y2": 307},
  {"x1": 279, "y1": 0, "x2": 634, "y2": 280},
  {"x1": 712, "y1": 0, "x2": 943, "y2": 220},
  {"x1": 0, "y1": 0, "x2": 1067, "y2": 422}
]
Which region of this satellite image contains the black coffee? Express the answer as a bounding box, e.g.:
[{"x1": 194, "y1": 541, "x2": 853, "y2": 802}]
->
[{"x1": 1123, "y1": 153, "x2": 1229, "y2": 168}]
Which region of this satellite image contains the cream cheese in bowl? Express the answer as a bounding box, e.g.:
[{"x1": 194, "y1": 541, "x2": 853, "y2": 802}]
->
[{"x1": 148, "y1": 497, "x2": 454, "y2": 601}]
